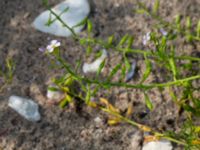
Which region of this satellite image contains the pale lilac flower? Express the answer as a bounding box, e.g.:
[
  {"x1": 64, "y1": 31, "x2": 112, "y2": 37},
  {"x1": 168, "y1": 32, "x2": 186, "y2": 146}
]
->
[
  {"x1": 38, "y1": 47, "x2": 46, "y2": 52},
  {"x1": 142, "y1": 32, "x2": 151, "y2": 45},
  {"x1": 46, "y1": 40, "x2": 61, "y2": 53},
  {"x1": 160, "y1": 28, "x2": 168, "y2": 36}
]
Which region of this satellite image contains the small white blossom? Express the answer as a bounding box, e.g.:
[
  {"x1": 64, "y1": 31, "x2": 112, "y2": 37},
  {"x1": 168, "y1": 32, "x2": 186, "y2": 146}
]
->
[
  {"x1": 46, "y1": 40, "x2": 61, "y2": 53},
  {"x1": 142, "y1": 32, "x2": 151, "y2": 45}
]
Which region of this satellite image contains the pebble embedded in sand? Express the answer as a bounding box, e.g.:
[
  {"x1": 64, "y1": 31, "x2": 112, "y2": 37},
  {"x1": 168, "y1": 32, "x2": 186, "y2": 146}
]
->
[
  {"x1": 33, "y1": 0, "x2": 90, "y2": 37},
  {"x1": 94, "y1": 116, "x2": 104, "y2": 127},
  {"x1": 142, "y1": 139, "x2": 173, "y2": 150},
  {"x1": 125, "y1": 60, "x2": 136, "y2": 82},
  {"x1": 47, "y1": 84, "x2": 65, "y2": 103},
  {"x1": 8, "y1": 95, "x2": 41, "y2": 122},
  {"x1": 83, "y1": 49, "x2": 108, "y2": 73}
]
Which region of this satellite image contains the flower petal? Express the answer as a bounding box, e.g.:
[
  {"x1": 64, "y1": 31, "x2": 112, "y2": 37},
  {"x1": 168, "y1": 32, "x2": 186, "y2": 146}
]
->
[{"x1": 46, "y1": 45, "x2": 54, "y2": 53}]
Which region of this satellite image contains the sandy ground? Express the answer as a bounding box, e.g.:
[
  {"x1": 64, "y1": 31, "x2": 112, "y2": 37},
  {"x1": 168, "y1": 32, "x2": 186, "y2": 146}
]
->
[{"x1": 0, "y1": 0, "x2": 199, "y2": 149}]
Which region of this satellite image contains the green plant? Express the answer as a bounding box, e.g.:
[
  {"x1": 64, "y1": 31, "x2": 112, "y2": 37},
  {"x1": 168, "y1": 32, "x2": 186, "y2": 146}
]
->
[
  {"x1": 0, "y1": 56, "x2": 15, "y2": 91},
  {"x1": 41, "y1": 0, "x2": 200, "y2": 149}
]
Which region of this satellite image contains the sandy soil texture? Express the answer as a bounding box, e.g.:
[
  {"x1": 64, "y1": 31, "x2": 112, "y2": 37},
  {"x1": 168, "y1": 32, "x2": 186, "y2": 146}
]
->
[{"x1": 0, "y1": 0, "x2": 199, "y2": 149}]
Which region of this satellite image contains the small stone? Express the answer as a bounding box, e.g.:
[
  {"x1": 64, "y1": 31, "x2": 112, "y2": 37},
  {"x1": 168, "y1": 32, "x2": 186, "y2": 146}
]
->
[
  {"x1": 125, "y1": 60, "x2": 136, "y2": 82},
  {"x1": 47, "y1": 84, "x2": 64, "y2": 103},
  {"x1": 33, "y1": 0, "x2": 90, "y2": 37},
  {"x1": 142, "y1": 140, "x2": 173, "y2": 150},
  {"x1": 94, "y1": 116, "x2": 104, "y2": 127},
  {"x1": 94, "y1": 117, "x2": 102, "y2": 124},
  {"x1": 83, "y1": 49, "x2": 107, "y2": 73},
  {"x1": 8, "y1": 95, "x2": 41, "y2": 122}
]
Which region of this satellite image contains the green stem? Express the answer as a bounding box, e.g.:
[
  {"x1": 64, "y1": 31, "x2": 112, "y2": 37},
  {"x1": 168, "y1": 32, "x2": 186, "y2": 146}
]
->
[
  {"x1": 136, "y1": 0, "x2": 200, "y2": 42},
  {"x1": 83, "y1": 38, "x2": 200, "y2": 62},
  {"x1": 58, "y1": 57, "x2": 200, "y2": 90},
  {"x1": 100, "y1": 106, "x2": 187, "y2": 146},
  {"x1": 44, "y1": 2, "x2": 79, "y2": 39},
  {"x1": 46, "y1": 3, "x2": 200, "y2": 62}
]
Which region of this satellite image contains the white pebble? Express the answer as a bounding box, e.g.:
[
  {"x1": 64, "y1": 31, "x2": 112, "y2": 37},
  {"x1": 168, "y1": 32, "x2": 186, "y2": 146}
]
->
[
  {"x1": 142, "y1": 140, "x2": 173, "y2": 150},
  {"x1": 94, "y1": 117, "x2": 102, "y2": 124},
  {"x1": 8, "y1": 95, "x2": 41, "y2": 122},
  {"x1": 33, "y1": 0, "x2": 90, "y2": 37},
  {"x1": 83, "y1": 49, "x2": 107, "y2": 73},
  {"x1": 47, "y1": 85, "x2": 64, "y2": 100}
]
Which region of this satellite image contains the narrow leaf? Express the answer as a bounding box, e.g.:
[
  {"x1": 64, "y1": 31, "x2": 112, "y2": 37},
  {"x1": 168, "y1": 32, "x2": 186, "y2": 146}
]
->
[
  {"x1": 144, "y1": 92, "x2": 153, "y2": 110},
  {"x1": 72, "y1": 17, "x2": 88, "y2": 28},
  {"x1": 124, "y1": 56, "x2": 131, "y2": 72},
  {"x1": 175, "y1": 15, "x2": 181, "y2": 31},
  {"x1": 197, "y1": 20, "x2": 200, "y2": 37},
  {"x1": 127, "y1": 36, "x2": 134, "y2": 48},
  {"x1": 108, "y1": 35, "x2": 114, "y2": 45},
  {"x1": 108, "y1": 118, "x2": 121, "y2": 126},
  {"x1": 186, "y1": 16, "x2": 191, "y2": 29},
  {"x1": 86, "y1": 46, "x2": 92, "y2": 55},
  {"x1": 126, "y1": 103, "x2": 133, "y2": 118},
  {"x1": 97, "y1": 59, "x2": 106, "y2": 76},
  {"x1": 87, "y1": 19, "x2": 93, "y2": 33},
  {"x1": 153, "y1": 0, "x2": 160, "y2": 15},
  {"x1": 135, "y1": 9, "x2": 150, "y2": 16},
  {"x1": 117, "y1": 34, "x2": 129, "y2": 47},
  {"x1": 107, "y1": 63, "x2": 121, "y2": 81},
  {"x1": 48, "y1": 86, "x2": 59, "y2": 92},
  {"x1": 169, "y1": 58, "x2": 177, "y2": 80},
  {"x1": 140, "y1": 54, "x2": 151, "y2": 83},
  {"x1": 85, "y1": 87, "x2": 91, "y2": 104},
  {"x1": 120, "y1": 65, "x2": 127, "y2": 81},
  {"x1": 59, "y1": 94, "x2": 73, "y2": 108}
]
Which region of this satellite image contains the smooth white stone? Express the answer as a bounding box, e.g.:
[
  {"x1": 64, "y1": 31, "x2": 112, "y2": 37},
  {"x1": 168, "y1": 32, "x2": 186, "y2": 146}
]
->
[
  {"x1": 83, "y1": 49, "x2": 107, "y2": 73},
  {"x1": 94, "y1": 117, "x2": 102, "y2": 124},
  {"x1": 47, "y1": 84, "x2": 64, "y2": 100},
  {"x1": 8, "y1": 96, "x2": 41, "y2": 122},
  {"x1": 142, "y1": 140, "x2": 173, "y2": 150},
  {"x1": 33, "y1": 0, "x2": 90, "y2": 37}
]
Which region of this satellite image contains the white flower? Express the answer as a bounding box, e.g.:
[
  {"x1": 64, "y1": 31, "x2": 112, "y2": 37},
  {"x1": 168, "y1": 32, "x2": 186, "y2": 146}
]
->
[
  {"x1": 142, "y1": 32, "x2": 151, "y2": 45},
  {"x1": 46, "y1": 40, "x2": 61, "y2": 53}
]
